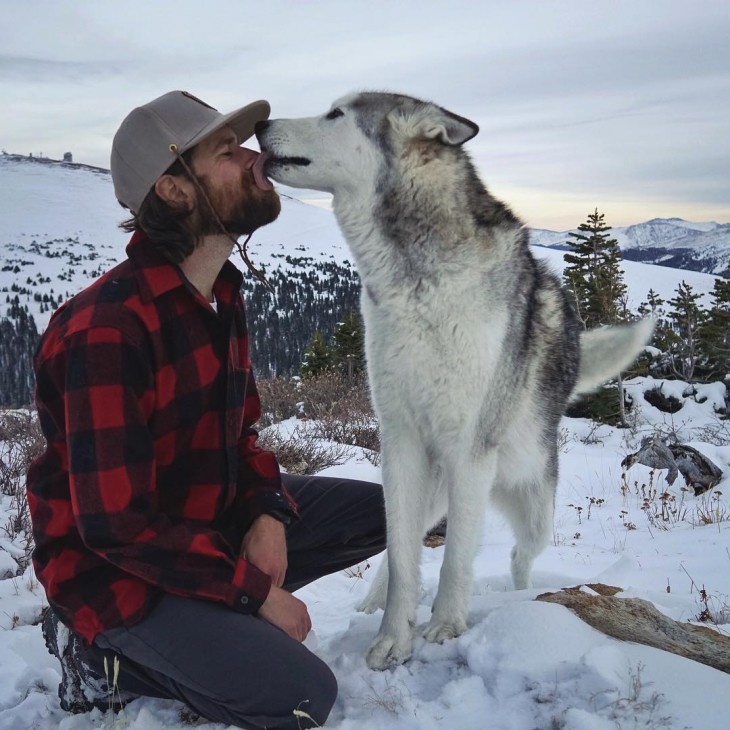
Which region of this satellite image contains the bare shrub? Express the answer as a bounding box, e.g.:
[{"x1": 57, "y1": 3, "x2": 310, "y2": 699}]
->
[
  {"x1": 0, "y1": 410, "x2": 45, "y2": 495},
  {"x1": 256, "y1": 376, "x2": 303, "y2": 429},
  {"x1": 1, "y1": 409, "x2": 45, "y2": 573},
  {"x1": 299, "y1": 372, "x2": 381, "y2": 455},
  {"x1": 694, "y1": 418, "x2": 730, "y2": 447},
  {"x1": 257, "y1": 424, "x2": 352, "y2": 475},
  {"x1": 298, "y1": 371, "x2": 374, "y2": 421},
  {"x1": 256, "y1": 372, "x2": 382, "y2": 459}
]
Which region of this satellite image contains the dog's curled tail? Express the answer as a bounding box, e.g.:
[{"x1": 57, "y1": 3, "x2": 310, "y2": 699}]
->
[{"x1": 571, "y1": 317, "x2": 655, "y2": 400}]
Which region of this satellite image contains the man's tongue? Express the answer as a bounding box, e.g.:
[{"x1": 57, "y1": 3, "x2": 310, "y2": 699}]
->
[{"x1": 252, "y1": 152, "x2": 274, "y2": 191}]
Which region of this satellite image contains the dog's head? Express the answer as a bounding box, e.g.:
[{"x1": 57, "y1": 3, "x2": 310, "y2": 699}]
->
[{"x1": 255, "y1": 92, "x2": 479, "y2": 196}]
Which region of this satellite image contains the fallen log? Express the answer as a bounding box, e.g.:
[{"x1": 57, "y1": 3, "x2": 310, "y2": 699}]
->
[{"x1": 535, "y1": 583, "x2": 730, "y2": 674}]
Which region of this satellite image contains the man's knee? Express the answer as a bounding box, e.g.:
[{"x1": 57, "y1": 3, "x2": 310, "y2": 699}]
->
[
  {"x1": 220, "y1": 650, "x2": 337, "y2": 730},
  {"x1": 289, "y1": 654, "x2": 338, "y2": 728}
]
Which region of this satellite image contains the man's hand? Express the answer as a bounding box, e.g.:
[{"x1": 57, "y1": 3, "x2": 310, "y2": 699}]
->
[
  {"x1": 258, "y1": 585, "x2": 312, "y2": 642},
  {"x1": 242, "y1": 514, "x2": 288, "y2": 587}
]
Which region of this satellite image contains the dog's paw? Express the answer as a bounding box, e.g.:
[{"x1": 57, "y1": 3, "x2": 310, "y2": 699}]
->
[
  {"x1": 357, "y1": 596, "x2": 385, "y2": 614},
  {"x1": 366, "y1": 634, "x2": 413, "y2": 670},
  {"x1": 422, "y1": 617, "x2": 466, "y2": 644}
]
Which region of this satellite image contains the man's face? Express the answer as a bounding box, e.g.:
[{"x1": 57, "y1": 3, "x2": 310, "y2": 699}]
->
[{"x1": 188, "y1": 125, "x2": 280, "y2": 237}]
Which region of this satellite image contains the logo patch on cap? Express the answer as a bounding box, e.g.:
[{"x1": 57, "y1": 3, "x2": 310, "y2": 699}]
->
[{"x1": 181, "y1": 91, "x2": 217, "y2": 111}]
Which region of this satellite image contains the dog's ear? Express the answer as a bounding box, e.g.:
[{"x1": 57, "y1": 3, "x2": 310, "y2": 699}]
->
[{"x1": 419, "y1": 105, "x2": 479, "y2": 146}]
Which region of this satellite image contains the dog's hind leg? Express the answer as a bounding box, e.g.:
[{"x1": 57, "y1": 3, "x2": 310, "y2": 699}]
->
[
  {"x1": 358, "y1": 554, "x2": 388, "y2": 614},
  {"x1": 492, "y1": 451, "x2": 556, "y2": 590},
  {"x1": 423, "y1": 451, "x2": 498, "y2": 644},
  {"x1": 366, "y1": 429, "x2": 432, "y2": 670}
]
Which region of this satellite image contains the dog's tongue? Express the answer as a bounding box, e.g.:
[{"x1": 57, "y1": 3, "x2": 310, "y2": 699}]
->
[{"x1": 252, "y1": 152, "x2": 274, "y2": 191}]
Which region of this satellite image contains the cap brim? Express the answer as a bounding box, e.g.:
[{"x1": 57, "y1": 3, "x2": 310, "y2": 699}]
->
[{"x1": 183, "y1": 99, "x2": 271, "y2": 152}]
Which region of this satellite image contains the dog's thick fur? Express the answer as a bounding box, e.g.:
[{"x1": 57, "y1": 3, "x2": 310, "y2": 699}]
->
[{"x1": 256, "y1": 92, "x2": 653, "y2": 670}]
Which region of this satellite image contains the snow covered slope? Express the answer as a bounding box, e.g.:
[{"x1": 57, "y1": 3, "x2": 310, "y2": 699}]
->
[
  {"x1": 0, "y1": 155, "x2": 722, "y2": 332},
  {"x1": 0, "y1": 155, "x2": 350, "y2": 330}
]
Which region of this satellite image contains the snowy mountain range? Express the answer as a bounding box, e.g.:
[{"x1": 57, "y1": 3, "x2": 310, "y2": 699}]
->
[{"x1": 530, "y1": 218, "x2": 730, "y2": 278}]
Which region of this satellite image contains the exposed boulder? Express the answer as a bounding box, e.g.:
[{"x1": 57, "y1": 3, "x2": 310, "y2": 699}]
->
[{"x1": 622, "y1": 436, "x2": 723, "y2": 494}]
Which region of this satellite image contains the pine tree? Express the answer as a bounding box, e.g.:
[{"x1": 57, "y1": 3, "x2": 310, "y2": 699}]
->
[
  {"x1": 636, "y1": 288, "x2": 674, "y2": 376},
  {"x1": 665, "y1": 280, "x2": 706, "y2": 382},
  {"x1": 563, "y1": 209, "x2": 627, "y2": 328},
  {"x1": 563, "y1": 209, "x2": 630, "y2": 423},
  {"x1": 333, "y1": 310, "x2": 365, "y2": 378},
  {"x1": 698, "y1": 278, "x2": 730, "y2": 380},
  {"x1": 637, "y1": 288, "x2": 665, "y2": 318},
  {"x1": 300, "y1": 331, "x2": 334, "y2": 379}
]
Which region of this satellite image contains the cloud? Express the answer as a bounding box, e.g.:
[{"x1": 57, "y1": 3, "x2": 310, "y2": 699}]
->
[
  {"x1": 1, "y1": 0, "x2": 728, "y2": 227},
  {"x1": 0, "y1": 54, "x2": 125, "y2": 83}
]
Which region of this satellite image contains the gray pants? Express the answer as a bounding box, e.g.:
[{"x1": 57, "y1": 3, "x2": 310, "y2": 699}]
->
[{"x1": 84, "y1": 474, "x2": 386, "y2": 729}]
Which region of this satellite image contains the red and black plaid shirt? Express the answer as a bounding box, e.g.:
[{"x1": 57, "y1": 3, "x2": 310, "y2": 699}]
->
[{"x1": 26, "y1": 231, "x2": 296, "y2": 644}]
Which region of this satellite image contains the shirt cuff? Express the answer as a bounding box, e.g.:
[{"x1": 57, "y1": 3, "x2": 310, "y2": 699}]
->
[{"x1": 227, "y1": 554, "x2": 272, "y2": 614}]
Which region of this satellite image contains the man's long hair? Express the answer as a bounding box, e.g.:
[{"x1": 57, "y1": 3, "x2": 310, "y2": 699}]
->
[{"x1": 119, "y1": 150, "x2": 196, "y2": 264}]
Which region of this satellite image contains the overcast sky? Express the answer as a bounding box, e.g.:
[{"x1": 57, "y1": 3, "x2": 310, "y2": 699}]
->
[{"x1": 2, "y1": 0, "x2": 728, "y2": 229}]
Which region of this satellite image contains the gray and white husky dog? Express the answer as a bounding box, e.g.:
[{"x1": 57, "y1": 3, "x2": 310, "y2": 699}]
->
[{"x1": 256, "y1": 93, "x2": 653, "y2": 670}]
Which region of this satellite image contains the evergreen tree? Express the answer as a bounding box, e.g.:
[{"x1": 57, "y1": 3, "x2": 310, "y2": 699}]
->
[
  {"x1": 563, "y1": 209, "x2": 630, "y2": 423},
  {"x1": 665, "y1": 280, "x2": 706, "y2": 382},
  {"x1": 698, "y1": 278, "x2": 730, "y2": 380},
  {"x1": 0, "y1": 307, "x2": 40, "y2": 406},
  {"x1": 333, "y1": 310, "x2": 365, "y2": 378},
  {"x1": 637, "y1": 288, "x2": 665, "y2": 318},
  {"x1": 241, "y1": 260, "x2": 361, "y2": 376},
  {"x1": 300, "y1": 331, "x2": 334, "y2": 378},
  {"x1": 636, "y1": 288, "x2": 673, "y2": 375},
  {"x1": 563, "y1": 209, "x2": 627, "y2": 328}
]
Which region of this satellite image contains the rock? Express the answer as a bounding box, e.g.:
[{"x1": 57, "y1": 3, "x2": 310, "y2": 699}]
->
[
  {"x1": 622, "y1": 436, "x2": 723, "y2": 494},
  {"x1": 535, "y1": 584, "x2": 730, "y2": 674}
]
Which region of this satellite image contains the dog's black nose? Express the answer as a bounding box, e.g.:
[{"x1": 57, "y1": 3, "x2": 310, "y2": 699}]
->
[{"x1": 254, "y1": 120, "x2": 269, "y2": 134}]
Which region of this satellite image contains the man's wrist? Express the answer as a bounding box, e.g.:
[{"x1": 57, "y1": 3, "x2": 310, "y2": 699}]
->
[{"x1": 265, "y1": 509, "x2": 293, "y2": 526}]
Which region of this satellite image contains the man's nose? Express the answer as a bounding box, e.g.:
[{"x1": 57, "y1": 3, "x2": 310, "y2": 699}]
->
[{"x1": 237, "y1": 146, "x2": 259, "y2": 168}]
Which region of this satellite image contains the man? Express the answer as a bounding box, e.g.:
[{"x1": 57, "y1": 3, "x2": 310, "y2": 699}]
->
[{"x1": 26, "y1": 90, "x2": 386, "y2": 729}]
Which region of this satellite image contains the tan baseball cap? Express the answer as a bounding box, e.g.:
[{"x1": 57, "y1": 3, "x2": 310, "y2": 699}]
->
[{"x1": 111, "y1": 90, "x2": 270, "y2": 213}]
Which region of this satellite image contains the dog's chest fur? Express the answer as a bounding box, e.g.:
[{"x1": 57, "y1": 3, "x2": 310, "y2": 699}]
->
[
  {"x1": 337, "y1": 213, "x2": 514, "y2": 436},
  {"x1": 329, "y1": 141, "x2": 544, "y2": 441}
]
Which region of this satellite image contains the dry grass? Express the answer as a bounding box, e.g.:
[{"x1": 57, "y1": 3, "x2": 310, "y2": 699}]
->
[{"x1": 620, "y1": 469, "x2": 728, "y2": 535}]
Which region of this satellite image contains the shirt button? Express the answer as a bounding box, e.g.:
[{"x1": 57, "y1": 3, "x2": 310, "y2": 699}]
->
[{"x1": 240, "y1": 596, "x2": 249, "y2": 606}]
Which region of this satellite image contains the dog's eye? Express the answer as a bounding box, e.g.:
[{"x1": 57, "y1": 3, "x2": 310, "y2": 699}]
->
[{"x1": 325, "y1": 107, "x2": 344, "y2": 120}]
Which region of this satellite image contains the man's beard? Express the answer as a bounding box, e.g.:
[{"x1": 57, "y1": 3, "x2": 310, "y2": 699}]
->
[{"x1": 194, "y1": 171, "x2": 281, "y2": 238}]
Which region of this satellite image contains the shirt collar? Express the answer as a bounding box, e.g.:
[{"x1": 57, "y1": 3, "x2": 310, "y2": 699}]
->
[{"x1": 126, "y1": 231, "x2": 244, "y2": 306}]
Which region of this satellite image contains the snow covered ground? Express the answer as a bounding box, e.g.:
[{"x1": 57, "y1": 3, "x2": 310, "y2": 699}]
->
[{"x1": 1, "y1": 378, "x2": 729, "y2": 730}]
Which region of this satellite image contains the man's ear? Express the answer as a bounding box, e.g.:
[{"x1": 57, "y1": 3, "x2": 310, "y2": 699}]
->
[{"x1": 154, "y1": 174, "x2": 194, "y2": 207}]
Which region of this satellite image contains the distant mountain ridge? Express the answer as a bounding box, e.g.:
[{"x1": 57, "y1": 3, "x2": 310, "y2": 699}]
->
[{"x1": 530, "y1": 218, "x2": 730, "y2": 278}]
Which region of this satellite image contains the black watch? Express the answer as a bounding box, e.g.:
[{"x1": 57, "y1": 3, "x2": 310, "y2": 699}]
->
[{"x1": 267, "y1": 509, "x2": 292, "y2": 526}]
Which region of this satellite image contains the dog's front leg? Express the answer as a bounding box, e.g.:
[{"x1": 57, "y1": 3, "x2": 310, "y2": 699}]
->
[
  {"x1": 366, "y1": 431, "x2": 430, "y2": 670},
  {"x1": 423, "y1": 451, "x2": 497, "y2": 644}
]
